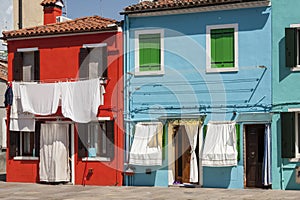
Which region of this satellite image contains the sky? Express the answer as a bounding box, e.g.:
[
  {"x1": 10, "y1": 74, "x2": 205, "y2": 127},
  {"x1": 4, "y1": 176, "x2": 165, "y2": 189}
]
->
[{"x1": 65, "y1": 0, "x2": 139, "y2": 21}]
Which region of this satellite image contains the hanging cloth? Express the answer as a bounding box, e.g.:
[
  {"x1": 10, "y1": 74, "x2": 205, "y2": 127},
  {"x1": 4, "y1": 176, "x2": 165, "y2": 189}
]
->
[
  {"x1": 100, "y1": 85, "x2": 105, "y2": 105},
  {"x1": 60, "y1": 79, "x2": 100, "y2": 123},
  {"x1": 39, "y1": 123, "x2": 70, "y2": 182},
  {"x1": 183, "y1": 123, "x2": 199, "y2": 183},
  {"x1": 129, "y1": 122, "x2": 163, "y2": 166},
  {"x1": 20, "y1": 82, "x2": 60, "y2": 115},
  {"x1": 262, "y1": 124, "x2": 272, "y2": 186},
  {"x1": 10, "y1": 82, "x2": 35, "y2": 132},
  {"x1": 4, "y1": 84, "x2": 13, "y2": 107},
  {"x1": 202, "y1": 121, "x2": 237, "y2": 167}
]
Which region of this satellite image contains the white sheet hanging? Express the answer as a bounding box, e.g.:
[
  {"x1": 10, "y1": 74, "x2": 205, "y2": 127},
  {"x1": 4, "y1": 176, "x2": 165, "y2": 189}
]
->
[
  {"x1": 20, "y1": 83, "x2": 60, "y2": 115},
  {"x1": 263, "y1": 124, "x2": 272, "y2": 186},
  {"x1": 202, "y1": 121, "x2": 237, "y2": 167},
  {"x1": 60, "y1": 79, "x2": 100, "y2": 123},
  {"x1": 10, "y1": 82, "x2": 35, "y2": 132},
  {"x1": 129, "y1": 122, "x2": 163, "y2": 166},
  {"x1": 39, "y1": 123, "x2": 70, "y2": 182},
  {"x1": 2, "y1": 118, "x2": 7, "y2": 148},
  {"x1": 184, "y1": 123, "x2": 199, "y2": 183}
]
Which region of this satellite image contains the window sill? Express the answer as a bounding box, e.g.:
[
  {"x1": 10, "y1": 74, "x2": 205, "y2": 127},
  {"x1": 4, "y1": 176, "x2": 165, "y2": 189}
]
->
[
  {"x1": 13, "y1": 156, "x2": 39, "y2": 161},
  {"x1": 206, "y1": 67, "x2": 238, "y2": 73},
  {"x1": 134, "y1": 70, "x2": 164, "y2": 76},
  {"x1": 81, "y1": 157, "x2": 111, "y2": 162},
  {"x1": 290, "y1": 66, "x2": 300, "y2": 72},
  {"x1": 288, "y1": 158, "x2": 300, "y2": 162}
]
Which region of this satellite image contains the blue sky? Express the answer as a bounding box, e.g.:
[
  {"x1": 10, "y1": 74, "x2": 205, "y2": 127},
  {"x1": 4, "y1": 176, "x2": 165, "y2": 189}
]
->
[{"x1": 65, "y1": 0, "x2": 139, "y2": 21}]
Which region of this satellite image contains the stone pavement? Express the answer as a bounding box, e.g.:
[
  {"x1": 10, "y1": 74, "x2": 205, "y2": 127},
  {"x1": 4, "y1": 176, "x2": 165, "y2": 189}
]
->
[{"x1": 0, "y1": 181, "x2": 300, "y2": 200}]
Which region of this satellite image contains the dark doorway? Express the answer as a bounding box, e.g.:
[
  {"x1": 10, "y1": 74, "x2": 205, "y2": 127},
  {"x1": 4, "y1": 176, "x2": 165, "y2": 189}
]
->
[{"x1": 245, "y1": 124, "x2": 265, "y2": 188}]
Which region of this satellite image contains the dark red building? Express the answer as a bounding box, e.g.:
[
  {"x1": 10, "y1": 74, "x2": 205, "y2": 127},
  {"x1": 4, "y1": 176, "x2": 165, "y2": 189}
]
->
[{"x1": 2, "y1": 0, "x2": 123, "y2": 186}]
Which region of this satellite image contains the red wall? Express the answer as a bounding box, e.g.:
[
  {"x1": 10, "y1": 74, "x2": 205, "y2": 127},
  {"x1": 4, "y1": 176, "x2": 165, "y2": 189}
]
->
[{"x1": 6, "y1": 32, "x2": 124, "y2": 185}]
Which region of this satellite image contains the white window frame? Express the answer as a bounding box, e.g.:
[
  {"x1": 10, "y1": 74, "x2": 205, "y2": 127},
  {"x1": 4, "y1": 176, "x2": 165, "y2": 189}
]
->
[
  {"x1": 289, "y1": 24, "x2": 300, "y2": 71},
  {"x1": 13, "y1": 131, "x2": 38, "y2": 160},
  {"x1": 134, "y1": 29, "x2": 164, "y2": 76},
  {"x1": 294, "y1": 112, "x2": 300, "y2": 158},
  {"x1": 206, "y1": 23, "x2": 239, "y2": 73}
]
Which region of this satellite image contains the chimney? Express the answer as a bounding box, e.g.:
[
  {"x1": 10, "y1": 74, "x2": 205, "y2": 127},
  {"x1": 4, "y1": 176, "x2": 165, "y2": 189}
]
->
[{"x1": 41, "y1": 0, "x2": 64, "y2": 25}]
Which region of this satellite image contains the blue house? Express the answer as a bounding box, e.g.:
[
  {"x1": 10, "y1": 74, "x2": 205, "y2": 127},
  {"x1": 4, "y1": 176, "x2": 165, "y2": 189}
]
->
[
  {"x1": 271, "y1": 0, "x2": 300, "y2": 190},
  {"x1": 122, "y1": 0, "x2": 272, "y2": 189}
]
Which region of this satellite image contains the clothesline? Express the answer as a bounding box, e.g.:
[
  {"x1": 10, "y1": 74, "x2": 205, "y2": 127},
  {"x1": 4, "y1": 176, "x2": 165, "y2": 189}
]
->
[{"x1": 8, "y1": 76, "x2": 108, "y2": 84}]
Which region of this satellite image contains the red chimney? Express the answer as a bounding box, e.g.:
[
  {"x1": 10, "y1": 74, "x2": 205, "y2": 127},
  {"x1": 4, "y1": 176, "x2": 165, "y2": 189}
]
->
[{"x1": 41, "y1": 0, "x2": 64, "y2": 25}]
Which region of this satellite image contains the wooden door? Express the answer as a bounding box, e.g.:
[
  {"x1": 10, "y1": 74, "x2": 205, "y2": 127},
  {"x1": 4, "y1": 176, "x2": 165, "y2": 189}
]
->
[
  {"x1": 175, "y1": 126, "x2": 191, "y2": 183},
  {"x1": 245, "y1": 124, "x2": 265, "y2": 188}
]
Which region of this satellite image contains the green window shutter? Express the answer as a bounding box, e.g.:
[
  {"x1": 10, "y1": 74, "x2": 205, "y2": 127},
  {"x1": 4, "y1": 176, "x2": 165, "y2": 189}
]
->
[
  {"x1": 281, "y1": 112, "x2": 295, "y2": 158},
  {"x1": 211, "y1": 28, "x2": 234, "y2": 68},
  {"x1": 79, "y1": 48, "x2": 89, "y2": 79},
  {"x1": 77, "y1": 123, "x2": 88, "y2": 159},
  {"x1": 285, "y1": 28, "x2": 297, "y2": 68},
  {"x1": 34, "y1": 51, "x2": 40, "y2": 81},
  {"x1": 105, "y1": 120, "x2": 115, "y2": 160},
  {"x1": 13, "y1": 52, "x2": 23, "y2": 81},
  {"x1": 203, "y1": 125, "x2": 207, "y2": 139},
  {"x1": 139, "y1": 33, "x2": 161, "y2": 72},
  {"x1": 236, "y1": 124, "x2": 240, "y2": 161}
]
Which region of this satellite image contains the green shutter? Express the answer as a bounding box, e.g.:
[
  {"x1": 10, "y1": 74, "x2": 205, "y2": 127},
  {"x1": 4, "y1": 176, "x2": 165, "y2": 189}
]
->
[
  {"x1": 211, "y1": 28, "x2": 234, "y2": 68},
  {"x1": 106, "y1": 120, "x2": 115, "y2": 160},
  {"x1": 139, "y1": 33, "x2": 161, "y2": 72},
  {"x1": 285, "y1": 28, "x2": 297, "y2": 68},
  {"x1": 236, "y1": 124, "x2": 240, "y2": 161},
  {"x1": 281, "y1": 112, "x2": 295, "y2": 158}
]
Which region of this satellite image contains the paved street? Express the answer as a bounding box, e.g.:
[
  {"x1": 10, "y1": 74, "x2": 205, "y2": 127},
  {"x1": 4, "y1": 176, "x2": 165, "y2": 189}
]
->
[{"x1": 0, "y1": 180, "x2": 300, "y2": 200}]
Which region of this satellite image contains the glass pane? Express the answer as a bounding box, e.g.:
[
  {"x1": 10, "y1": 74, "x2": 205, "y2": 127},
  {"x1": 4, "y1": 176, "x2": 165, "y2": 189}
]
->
[
  {"x1": 139, "y1": 33, "x2": 161, "y2": 71},
  {"x1": 23, "y1": 52, "x2": 35, "y2": 81},
  {"x1": 22, "y1": 132, "x2": 34, "y2": 156}
]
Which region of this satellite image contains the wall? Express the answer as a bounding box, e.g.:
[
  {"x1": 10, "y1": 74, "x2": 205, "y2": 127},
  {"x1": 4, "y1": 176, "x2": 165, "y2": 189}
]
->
[
  {"x1": 125, "y1": 6, "x2": 271, "y2": 188},
  {"x1": 6, "y1": 32, "x2": 124, "y2": 185},
  {"x1": 272, "y1": 0, "x2": 300, "y2": 190}
]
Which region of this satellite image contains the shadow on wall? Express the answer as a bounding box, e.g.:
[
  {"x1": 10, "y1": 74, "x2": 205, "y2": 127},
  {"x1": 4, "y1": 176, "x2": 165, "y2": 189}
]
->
[{"x1": 203, "y1": 167, "x2": 232, "y2": 188}]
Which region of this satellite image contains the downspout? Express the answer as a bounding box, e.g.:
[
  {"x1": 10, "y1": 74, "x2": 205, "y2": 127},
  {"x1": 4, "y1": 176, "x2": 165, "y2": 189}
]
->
[{"x1": 18, "y1": 0, "x2": 23, "y2": 29}]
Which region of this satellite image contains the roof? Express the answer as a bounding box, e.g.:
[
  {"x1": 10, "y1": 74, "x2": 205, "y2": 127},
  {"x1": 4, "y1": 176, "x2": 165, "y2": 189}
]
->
[
  {"x1": 123, "y1": 0, "x2": 269, "y2": 14},
  {"x1": 2, "y1": 16, "x2": 118, "y2": 40},
  {"x1": 40, "y1": 0, "x2": 63, "y2": 6}
]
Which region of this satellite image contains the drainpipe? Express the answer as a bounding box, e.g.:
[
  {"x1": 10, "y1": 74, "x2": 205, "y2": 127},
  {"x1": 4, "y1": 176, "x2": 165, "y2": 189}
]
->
[{"x1": 18, "y1": 0, "x2": 22, "y2": 29}]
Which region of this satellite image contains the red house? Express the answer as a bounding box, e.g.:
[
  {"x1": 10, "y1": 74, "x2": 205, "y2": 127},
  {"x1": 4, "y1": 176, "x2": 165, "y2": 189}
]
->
[{"x1": 2, "y1": 0, "x2": 123, "y2": 186}]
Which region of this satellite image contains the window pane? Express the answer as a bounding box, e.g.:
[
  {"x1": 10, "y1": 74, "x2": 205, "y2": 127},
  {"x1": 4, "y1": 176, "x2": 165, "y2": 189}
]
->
[
  {"x1": 139, "y1": 33, "x2": 161, "y2": 71},
  {"x1": 22, "y1": 132, "x2": 34, "y2": 156},
  {"x1": 23, "y1": 52, "x2": 35, "y2": 81},
  {"x1": 211, "y1": 28, "x2": 234, "y2": 68}
]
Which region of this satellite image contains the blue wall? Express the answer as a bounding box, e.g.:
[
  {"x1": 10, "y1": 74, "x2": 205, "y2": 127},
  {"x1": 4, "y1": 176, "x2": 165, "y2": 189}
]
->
[
  {"x1": 272, "y1": 0, "x2": 300, "y2": 190},
  {"x1": 124, "y1": 6, "x2": 271, "y2": 188}
]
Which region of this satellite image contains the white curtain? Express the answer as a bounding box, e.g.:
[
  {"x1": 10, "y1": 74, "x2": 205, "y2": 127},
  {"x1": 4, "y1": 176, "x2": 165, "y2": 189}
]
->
[
  {"x1": 60, "y1": 78, "x2": 100, "y2": 123},
  {"x1": 20, "y1": 83, "x2": 60, "y2": 115},
  {"x1": 184, "y1": 123, "x2": 199, "y2": 183},
  {"x1": 202, "y1": 121, "x2": 237, "y2": 167},
  {"x1": 39, "y1": 123, "x2": 70, "y2": 182},
  {"x1": 263, "y1": 124, "x2": 272, "y2": 186},
  {"x1": 129, "y1": 122, "x2": 162, "y2": 166}
]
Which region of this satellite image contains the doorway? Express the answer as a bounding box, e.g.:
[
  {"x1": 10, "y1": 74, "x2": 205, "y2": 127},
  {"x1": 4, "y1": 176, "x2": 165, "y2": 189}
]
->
[{"x1": 245, "y1": 124, "x2": 265, "y2": 188}]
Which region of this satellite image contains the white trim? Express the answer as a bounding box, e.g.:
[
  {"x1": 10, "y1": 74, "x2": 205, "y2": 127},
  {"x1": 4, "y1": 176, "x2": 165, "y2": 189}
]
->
[
  {"x1": 97, "y1": 117, "x2": 111, "y2": 121},
  {"x1": 295, "y1": 113, "x2": 300, "y2": 158},
  {"x1": 71, "y1": 124, "x2": 75, "y2": 185},
  {"x1": 206, "y1": 23, "x2": 238, "y2": 73},
  {"x1": 289, "y1": 24, "x2": 300, "y2": 70},
  {"x1": 13, "y1": 156, "x2": 39, "y2": 161},
  {"x1": 288, "y1": 108, "x2": 300, "y2": 112},
  {"x1": 81, "y1": 157, "x2": 111, "y2": 162},
  {"x1": 82, "y1": 43, "x2": 107, "y2": 48},
  {"x1": 17, "y1": 47, "x2": 38, "y2": 52},
  {"x1": 134, "y1": 29, "x2": 164, "y2": 76},
  {"x1": 126, "y1": 1, "x2": 270, "y2": 17}
]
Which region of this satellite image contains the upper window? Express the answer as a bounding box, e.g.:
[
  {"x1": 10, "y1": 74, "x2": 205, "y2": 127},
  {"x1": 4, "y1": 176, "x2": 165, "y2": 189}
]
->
[
  {"x1": 135, "y1": 29, "x2": 164, "y2": 76},
  {"x1": 281, "y1": 112, "x2": 300, "y2": 158},
  {"x1": 13, "y1": 48, "x2": 40, "y2": 81},
  {"x1": 78, "y1": 120, "x2": 114, "y2": 161},
  {"x1": 79, "y1": 43, "x2": 108, "y2": 79},
  {"x1": 206, "y1": 24, "x2": 238, "y2": 73},
  {"x1": 285, "y1": 25, "x2": 300, "y2": 70}
]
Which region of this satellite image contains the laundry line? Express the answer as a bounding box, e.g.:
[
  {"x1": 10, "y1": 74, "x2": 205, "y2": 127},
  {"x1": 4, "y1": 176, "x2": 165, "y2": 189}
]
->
[{"x1": 8, "y1": 76, "x2": 108, "y2": 84}]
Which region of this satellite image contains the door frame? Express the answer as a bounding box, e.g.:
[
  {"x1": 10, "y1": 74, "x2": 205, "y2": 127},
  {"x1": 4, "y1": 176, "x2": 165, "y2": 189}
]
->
[{"x1": 243, "y1": 123, "x2": 267, "y2": 188}]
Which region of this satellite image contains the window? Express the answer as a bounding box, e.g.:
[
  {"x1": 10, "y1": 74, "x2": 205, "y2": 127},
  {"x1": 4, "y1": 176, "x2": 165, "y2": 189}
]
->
[
  {"x1": 78, "y1": 120, "x2": 114, "y2": 161},
  {"x1": 281, "y1": 112, "x2": 300, "y2": 158},
  {"x1": 135, "y1": 29, "x2": 164, "y2": 75},
  {"x1": 79, "y1": 44, "x2": 108, "y2": 79},
  {"x1": 206, "y1": 24, "x2": 238, "y2": 73},
  {"x1": 285, "y1": 25, "x2": 300, "y2": 70},
  {"x1": 13, "y1": 48, "x2": 40, "y2": 81}
]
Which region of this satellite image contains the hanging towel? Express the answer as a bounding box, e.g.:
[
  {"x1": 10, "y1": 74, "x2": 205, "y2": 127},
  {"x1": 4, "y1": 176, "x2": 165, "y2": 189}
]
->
[
  {"x1": 262, "y1": 124, "x2": 272, "y2": 186},
  {"x1": 10, "y1": 82, "x2": 35, "y2": 132},
  {"x1": 129, "y1": 122, "x2": 163, "y2": 166},
  {"x1": 202, "y1": 121, "x2": 237, "y2": 167},
  {"x1": 20, "y1": 83, "x2": 60, "y2": 115},
  {"x1": 60, "y1": 79, "x2": 100, "y2": 123}
]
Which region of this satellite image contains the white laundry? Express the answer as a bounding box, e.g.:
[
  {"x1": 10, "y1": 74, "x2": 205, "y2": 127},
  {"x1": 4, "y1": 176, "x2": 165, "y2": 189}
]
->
[
  {"x1": 202, "y1": 121, "x2": 237, "y2": 167},
  {"x1": 129, "y1": 122, "x2": 162, "y2": 166},
  {"x1": 100, "y1": 85, "x2": 105, "y2": 105},
  {"x1": 20, "y1": 83, "x2": 60, "y2": 115},
  {"x1": 10, "y1": 82, "x2": 35, "y2": 132},
  {"x1": 60, "y1": 79, "x2": 100, "y2": 123}
]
